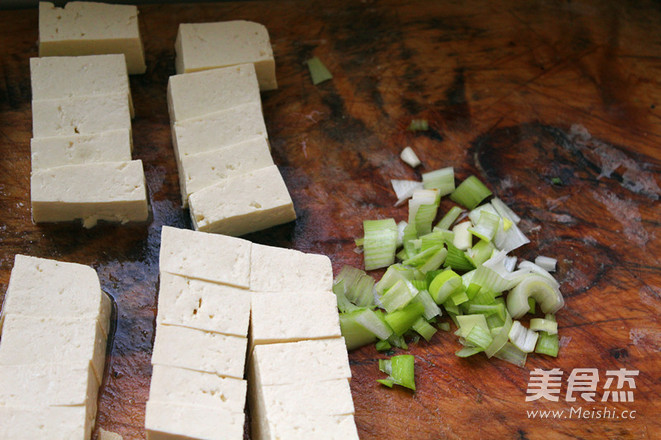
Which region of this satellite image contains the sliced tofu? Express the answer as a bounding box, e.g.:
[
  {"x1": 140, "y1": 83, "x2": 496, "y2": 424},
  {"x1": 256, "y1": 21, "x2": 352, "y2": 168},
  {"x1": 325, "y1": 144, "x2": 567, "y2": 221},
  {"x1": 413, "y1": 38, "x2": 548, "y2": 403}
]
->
[
  {"x1": 31, "y1": 129, "x2": 132, "y2": 171},
  {"x1": 157, "y1": 272, "x2": 250, "y2": 337},
  {"x1": 249, "y1": 244, "x2": 333, "y2": 292},
  {"x1": 266, "y1": 414, "x2": 360, "y2": 440},
  {"x1": 249, "y1": 338, "x2": 351, "y2": 387},
  {"x1": 179, "y1": 136, "x2": 273, "y2": 207},
  {"x1": 250, "y1": 291, "x2": 341, "y2": 347},
  {"x1": 159, "y1": 226, "x2": 251, "y2": 288},
  {"x1": 30, "y1": 160, "x2": 149, "y2": 228},
  {"x1": 30, "y1": 54, "x2": 134, "y2": 116},
  {"x1": 172, "y1": 101, "x2": 267, "y2": 160},
  {"x1": 175, "y1": 21, "x2": 276, "y2": 91},
  {"x1": 0, "y1": 254, "x2": 111, "y2": 336},
  {"x1": 38, "y1": 1, "x2": 146, "y2": 74},
  {"x1": 151, "y1": 324, "x2": 247, "y2": 379},
  {"x1": 167, "y1": 63, "x2": 261, "y2": 123},
  {"x1": 149, "y1": 365, "x2": 247, "y2": 412},
  {"x1": 0, "y1": 405, "x2": 90, "y2": 440},
  {"x1": 189, "y1": 165, "x2": 296, "y2": 236},
  {"x1": 0, "y1": 315, "x2": 107, "y2": 383},
  {"x1": 145, "y1": 401, "x2": 244, "y2": 440}
]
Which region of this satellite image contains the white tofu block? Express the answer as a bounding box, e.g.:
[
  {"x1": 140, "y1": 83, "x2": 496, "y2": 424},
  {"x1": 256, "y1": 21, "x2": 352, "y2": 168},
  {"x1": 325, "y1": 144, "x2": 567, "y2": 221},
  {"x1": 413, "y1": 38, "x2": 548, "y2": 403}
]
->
[
  {"x1": 167, "y1": 63, "x2": 261, "y2": 123},
  {"x1": 149, "y1": 365, "x2": 247, "y2": 412},
  {"x1": 250, "y1": 338, "x2": 351, "y2": 386},
  {"x1": 30, "y1": 54, "x2": 134, "y2": 116},
  {"x1": 151, "y1": 324, "x2": 247, "y2": 379},
  {"x1": 157, "y1": 272, "x2": 250, "y2": 337},
  {"x1": 32, "y1": 93, "x2": 131, "y2": 138},
  {"x1": 179, "y1": 136, "x2": 274, "y2": 207},
  {"x1": 0, "y1": 254, "x2": 111, "y2": 336},
  {"x1": 250, "y1": 244, "x2": 333, "y2": 292},
  {"x1": 250, "y1": 291, "x2": 341, "y2": 346},
  {"x1": 0, "y1": 315, "x2": 107, "y2": 383},
  {"x1": 145, "y1": 401, "x2": 244, "y2": 440},
  {"x1": 0, "y1": 363, "x2": 99, "y2": 418},
  {"x1": 0, "y1": 405, "x2": 89, "y2": 440},
  {"x1": 39, "y1": 1, "x2": 146, "y2": 74},
  {"x1": 255, "y1": 379, "x2": 354, "y2": 418},
  {"x1": 31, "y1": 129, "x2": 133, "y2": 171},
  {"x1": 175, "y1": 21, "x2": 276, "y2": 91},
  {"x1": 267, "y1": 414, "x2": 359, "y2": 440},
  {"x1": 172, "y1": 102, "x2": 268, "y2": 159},
  {"x1": 31, "y1": 160, "x2": 149, "y2": 228},
  {"x1": 159, "y1": 226, "x2": 251, "y2": 288},
  {"x1": 189, "y1": 165, "x2": 296, "y2": 236}
]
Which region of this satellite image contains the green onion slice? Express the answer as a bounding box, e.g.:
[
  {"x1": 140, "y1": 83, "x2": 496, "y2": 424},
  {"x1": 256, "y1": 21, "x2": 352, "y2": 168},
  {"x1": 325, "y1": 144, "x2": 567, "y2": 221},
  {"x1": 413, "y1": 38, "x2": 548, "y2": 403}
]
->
[
  {"x1": 306, "y1": 56, "x2": 333, "y2": 85},
  {"x1": 450, "y1": 175, "x2": 492, "y2": 209},
  {"x1": 363, "y1": 219, "x2": 398, "y2": 270},
  {"x1": 422, "y1": 167, "x2": 455, "y2": 196}
]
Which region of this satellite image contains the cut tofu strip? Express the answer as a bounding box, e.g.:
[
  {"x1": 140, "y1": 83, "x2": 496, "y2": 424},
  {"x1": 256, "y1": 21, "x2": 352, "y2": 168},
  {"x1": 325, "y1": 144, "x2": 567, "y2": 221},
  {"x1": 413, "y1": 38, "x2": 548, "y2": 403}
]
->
[
  {"x1": 250, "y1": 244, "x2": 333, "y2": 292},
  {"x1": 30, "y1": 54, "x2": 134, "y2": 116},
  {"x1": 167, "y1": 63, "x2": 261, "y2": 123},
  {"x1": 38, "y1": 1, "x2": 146, "y2": 74},
  {"x1": 159, "y1": 225, "x2": 251, "y2": 287},
  {"x1": 265, "y1": 414, "x2": 360, "y2": 440},
  {"x1": 149, "y1": 365, "x2": 247, "y2": 412},
  {"x1": 157, "y1": 272, "x2": 251, "y2": 337},
  {"x1": 179, "y1": 135, "x2": 273, "y2": 207},
  {"x1": 172, "y1": 101, "x2": 268, "y2": 160},
  {"x1": 0, "y1": 315, "x2": 107, "y2": 383},
  {"x1": 189, "y1": 164, "x2": 296, "y2": 236},
  {"x1": 250, "y1": 291, "x2": 341, "y2": 347},
  {"x1": 145, "y1": 401, "x2": 245, "y2": 440},
  {"x1": 151, "y1": 324, "x2": 247, "y2": 379},
  {"x1": 0, "y1": 405, "x2": 90, "y2": 440},
  {"x1": 31, "y1": 129, "x2": 133, "y2": 171},
  {"x1": 0, "y1": 254, "x2": 111, "y2": 335},
  {"x1": 31, "y1": 160, "x2": 149, "y2": 228},
  {"x1": 32, "y1": 93, "x2": 131, "y2": 138},
  {"x1": 175, "y1": 21, "x2": 277, "y2": 91}
]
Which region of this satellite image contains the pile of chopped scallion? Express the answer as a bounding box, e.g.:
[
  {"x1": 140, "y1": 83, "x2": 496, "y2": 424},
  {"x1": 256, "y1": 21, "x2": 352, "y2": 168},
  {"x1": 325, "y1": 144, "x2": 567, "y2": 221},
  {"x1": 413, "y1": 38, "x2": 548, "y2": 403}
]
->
[{"x1": 334, "y1": 167, "x2": 564, "y2": 390}]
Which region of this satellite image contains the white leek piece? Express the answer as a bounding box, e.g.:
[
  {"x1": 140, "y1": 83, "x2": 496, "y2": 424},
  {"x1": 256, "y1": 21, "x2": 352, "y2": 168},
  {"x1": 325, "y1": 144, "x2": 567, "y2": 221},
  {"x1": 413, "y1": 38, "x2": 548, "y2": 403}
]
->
[
  {"x1": 534, "y1": 255, "x2": 557, "y2": 272},
  {"x1": 400, "y1": 147, "x2": 421, "y2": 167},
  {"x1": 508, "y1": 321, "x2": 539, "y2": 353},
  {"x1": 452, "y1": 221, "x2": 472, "y2": 250},
  {"x1": 391, "y1": 180, "x2": 423, "y2": 207},
  {"x1": 422, "y1": 167, "x2": 455, "y2": 196},
  {"x1": 506, "y1": 274, "x2": 564, "y2": 318},
  {"x1": 363, "y1": 219, "x2": 398, "y2": 270}
]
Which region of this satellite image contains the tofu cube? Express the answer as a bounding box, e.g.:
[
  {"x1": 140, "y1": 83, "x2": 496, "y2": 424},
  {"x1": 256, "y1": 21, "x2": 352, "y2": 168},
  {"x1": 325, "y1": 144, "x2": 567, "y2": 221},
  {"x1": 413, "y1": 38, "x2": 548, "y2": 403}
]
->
[
  {"x1": 167, "y1": 63, "x2": 261, "y2": 123},
  {"x1": 179, "y1": 135, "x2": 274, "y2": 207},
  {"x1": 0, "y1": 405, "x2": 90, "y2": 440},
  {"x1": 157, "y1": 272, "x2": 250, "y2": 337},
  {"x1": 31, "y1": 129, "x2": 133, "y2": 171},
  {"x1": 249, "y1": 244, "x2": 333, "y2": 292},
  {"x1": 151, "y1": 324, "x2": 247, "y2": 379},
  {"x1": 30, "y1": 160, "x2": 149, "y2": 228},
  {"x1": 39, "y1": 1, "x2": 146, "y2": 74},
  {"x1": 266, "y1": 414, "x2": 360, "y2": 440},
  {"x1": 189, "y1": 165, "x2": 296, "y2": 236},
  {"x1": 175, "y1": 21, "x2": 276, "y2": 91},
  {"x1": 145, "y1": 401, "x2": 244, "y2": 440},
  {"x1": 149, "y1": 365, "x2": 247, "y2": 412},
  {"x1": 159, "y1": 226, "x2": 252, "y2": 288},
  {"x1": 250, "y1": 291, "x2": 341, "y2": 347}
]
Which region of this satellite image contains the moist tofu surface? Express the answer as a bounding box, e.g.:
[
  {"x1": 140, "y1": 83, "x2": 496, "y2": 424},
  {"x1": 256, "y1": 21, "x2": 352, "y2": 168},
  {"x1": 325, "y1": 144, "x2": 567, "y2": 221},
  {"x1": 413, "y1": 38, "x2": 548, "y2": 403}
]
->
[
  {"x1": 151, "y1": 324, "x2": 247, "y2": 379},
  {"x1": 254, "y1": 379, "x2": 354, "y2": 419},
  {"x1": 175, "y1": 21, "x2": 276, "y2": 90},
  {"x1": 188, "y1": 165, "x2": 296, "y2": 236},
  {"x1": 30, "y1": 54, "x2": 133, "y2": 115},
  {"x1": 0, "y1": 315, "x2": 107, "y2": 383},
  {"x1": 38, "y1": 1, "x2": 146, "y2": 74},
  {"x1": 145, "y1": 401, "x2": 244, "y2": 440},
  {"x1": 31, "y1": 129, "x2": 133, "y2": 171},
  {"x1": 149, "y1": 365, "x2": 247, "y2": 412},
  {"x1": 250, "y1": 338, "x2": 351, "y2": 386},
  {"x1": 172, "y1": 101, "x2": 268, "y2": 159},
  {"x1": 0, "y1": 405, "x2": 90, "y2": 440},
  {"x1": 167, "y1": 63, "x2": 261, "y2": 123},
  {"x1": 159, "y1": 226, "x2": 251, "y2": 288},
  {"x1": 267, "y1": 414, "x2": 360, "y2": 440},
  {"x1": 250, "y1": 291, "x2": 341, "y2": 346},
  {"x1": 179, "y1": 135, "x2": 273, "y2": 206},
  {"x1": 157, "y1": 272, "x2": 250, "y2": 337},
  {"x1": 30, "y1": 160, "x2": 149, "y2": 228},
  {"x1": 0, "y1": 254, "x2": 110, "y2": 335},
  {"x1": 249, "y1": 244, "x2": 333, "y2": 292}
]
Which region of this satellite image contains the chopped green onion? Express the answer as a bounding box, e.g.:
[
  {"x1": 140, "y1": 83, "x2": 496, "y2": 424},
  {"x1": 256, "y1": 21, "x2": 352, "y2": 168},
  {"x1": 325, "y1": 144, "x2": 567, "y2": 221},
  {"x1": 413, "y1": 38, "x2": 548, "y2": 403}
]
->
[
  {"x1": 465, "y1": 240, "x2": 494, "y2": 267},
  {"x1": 418, "y1": 247, "x2": 448, "y2": 274},
  {"x1": 438, "y1": 322, "x2": 451, "y2": 331},
  {"x1": 332, "y1": 280, "x2": 360, "y2": 313},
  {"x1": 414, "y1": 204, "x2": 438, "y2": 236},
  {"x1": 391, "y1": 180, "x2": 424, "y2": 207},
  {"x1": 333, "y1": 265, "x2": 375, "y2": 308},
  {"x1": 465, "y1": 322, "x2": 494, "y2": 348},
  {"x1": 306, "y1": 56, "x2": 333, "y2": 85},
  {"x1": 412, "y1": 317, "x2": 437, "y2": 342},
  {"x1": 494, "y1": 342, "x2": 528, "y2": 367},
  {"x1": 551, "y1": 177, "x2": 563, "y2": 185},
  {"x1": 408, "y1": 119, "x2": 429, "y2": 132},
  {"x1": 419, "y1": 231, "x2": 444, "y2": 251},
  {"x1": 530, "y1": 318, "x2": 558, "y2": 335},
  {"x1": 429, "y1": 269, "x2": 462, "y2": 304},
  {"x1": 353, "y1": 308, "x2": 393, "y2": 340},
  {"x1": 450, "y1": 175, "x2": 492, "y2": 209},
  {"x1": 455, "y1": 346, "x2": 483, "y2": 357},
  {"x1": 387, "y1": 333, "x2": 408, "y2": 349},
  {"x1": 455, "y1": 314, "x2": 489, "y2": 338},
  {"x1": 491, "y1": 197, "x2": 521, "y2": 224},
  {"x1": 534, "y1": 255, "x2": 557, "y2": 272},
  {"x1": 485, "y1": 313, "x2": 513, "y2": 357},
  {"x1": 535, "y1": 331, "x2": 559, "y2": 357},
  {"x1": 450, "y1": 288, "x2": 469, "y2": 306},
  {"x1": 402, "y1": 245, "x2": 442, "y2": 268},
  {"x1": 408, "y1": 189, "x2": 438, "y2": 225},
  {"x1": 468, "y1": 210, "x2": 501, "y2": 242},
  {"x1": 412, "y1": 289, "x2": 442, "y2": 320},
  {"x1": 378, "y1": 355, "x2": 416, "y2": 390},
  {"x1": 380, "y1": 279, "x2": 418, "y2": 313},
  {"x1": 363, "y1": 219, "x2": 398, "y2": 270},
  {"x1": 376, "y1": 340, "x2": 392, "y2": 352},
  {"x1": 508, "y1": 321, "x2": 539, "y2": 353},
  {"x1": 422, "y1": 167, "x2": 455, "y2": 196},
  {"x1": 384, "y1": 302, "x2": 425, "y2": 336},
  {"x1": 375, "y1": 264, "x2": 419, "y2": 294},
  {"x1": 470, "y1": 286, "x2": 497, "y2": 305},
  {"x1": 506, "y1": 274, "x2": 564, "y2": 318},
  {"x1": 400, "y1": 146, "x2": 421, "y2": 168},
  {"x1": 376, "y1": 378, "x2": 395, "y2": 387},
  {"x1": 528, "y1": 297, "x2": 536, "y2": 314},
  {"x1": 339, "y1": 312, "x2": 377, "y2": 350},
  {"x1": 436, "y1": 206, "x2": 463, "y2": 231},
  {"x1": 443, "y1": 243, "x2": 476, "y2": 272},
  {"x1": 452, "y1": 221, "x2": 472, "y2": 250}
]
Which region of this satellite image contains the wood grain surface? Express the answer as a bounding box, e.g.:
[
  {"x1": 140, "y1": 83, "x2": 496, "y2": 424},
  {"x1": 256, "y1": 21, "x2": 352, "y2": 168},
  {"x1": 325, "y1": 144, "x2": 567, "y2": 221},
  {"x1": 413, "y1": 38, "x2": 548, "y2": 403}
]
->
[{"x1": 1, "y1": 1, "x2": 660, "y2": 439}]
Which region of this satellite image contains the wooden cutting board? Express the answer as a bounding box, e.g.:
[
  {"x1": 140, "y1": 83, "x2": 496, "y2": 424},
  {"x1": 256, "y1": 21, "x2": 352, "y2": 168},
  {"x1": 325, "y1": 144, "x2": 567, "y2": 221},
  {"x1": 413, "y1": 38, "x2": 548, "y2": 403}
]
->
[{"x1": 1, "y1": 1, "x2": 660, "y2": 438}]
